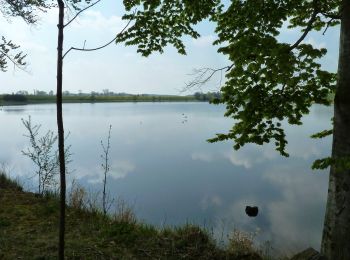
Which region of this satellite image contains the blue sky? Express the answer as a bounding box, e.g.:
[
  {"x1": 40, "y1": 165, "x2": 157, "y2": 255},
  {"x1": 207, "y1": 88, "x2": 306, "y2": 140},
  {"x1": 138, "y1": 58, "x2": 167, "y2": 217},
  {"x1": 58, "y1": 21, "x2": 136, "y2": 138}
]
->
[{"x1": 0, "y1": 1, "x2": 339, "y2": 95}]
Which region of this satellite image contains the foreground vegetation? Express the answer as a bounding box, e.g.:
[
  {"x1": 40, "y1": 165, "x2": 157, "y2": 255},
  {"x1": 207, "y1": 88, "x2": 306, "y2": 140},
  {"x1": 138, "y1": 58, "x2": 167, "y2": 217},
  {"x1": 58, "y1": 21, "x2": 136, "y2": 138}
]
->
[{"x1": 0, "y1": 172, "x2": 265, "y2": 259}]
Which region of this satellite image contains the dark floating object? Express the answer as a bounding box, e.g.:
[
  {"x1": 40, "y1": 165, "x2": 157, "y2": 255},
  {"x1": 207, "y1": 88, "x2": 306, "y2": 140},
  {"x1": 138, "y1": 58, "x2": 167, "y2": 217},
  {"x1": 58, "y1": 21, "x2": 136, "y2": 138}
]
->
[{"x1": 245, "y1": 206, "x2": 259, "y2": 217}]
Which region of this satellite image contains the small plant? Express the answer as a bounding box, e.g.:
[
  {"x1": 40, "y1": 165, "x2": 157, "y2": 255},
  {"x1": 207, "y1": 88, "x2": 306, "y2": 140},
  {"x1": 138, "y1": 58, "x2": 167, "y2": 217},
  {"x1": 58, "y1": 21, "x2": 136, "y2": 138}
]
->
[
  {"x1": 101, "y1": 125, "x2": 113, "y2": 215},
  {"x1": 113, "y1": 197, "x2": 136, "y2": 224},
  {"x1": 21, "y1": 116, "x2": 72, "y2": 195},
  {"x1": 227, "y1": 229, "x2": 260, "y2": 257},
  {"x1": 22, "y1": 116, "x2": 59, "y2": 195},
  {"x1": 68, "y1": 179, "x2": 87, "y2": 210}
]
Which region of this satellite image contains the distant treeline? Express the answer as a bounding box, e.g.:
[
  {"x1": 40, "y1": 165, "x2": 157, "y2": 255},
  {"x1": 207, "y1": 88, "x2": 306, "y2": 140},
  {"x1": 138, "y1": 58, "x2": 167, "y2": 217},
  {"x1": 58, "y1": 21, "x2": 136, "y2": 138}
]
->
[
  {"x1": 193, "y1": 92, "x2": 221, "y2": 101},
  {"x1": 2, "y1": 94, "x2": 28, "y2": 102},
  {"x1": 0, "y1": 91, "x2": 221, "y2": 105},
  {"x1": 0, "y1": 93, "x2": 196, "y2": 105}
]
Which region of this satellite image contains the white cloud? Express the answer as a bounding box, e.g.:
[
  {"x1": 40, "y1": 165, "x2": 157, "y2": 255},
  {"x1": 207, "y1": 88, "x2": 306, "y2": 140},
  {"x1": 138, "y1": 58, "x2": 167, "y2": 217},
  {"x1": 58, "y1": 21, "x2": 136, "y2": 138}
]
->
[
  {"x1": 0, "y1": 15, "x2": 48, "y2": 54},
  {"x1": 192, "y1": 35, "x2": 215, "y2": 47},
  {"x1": 223, "y1": 145, "x2": 277, "y2": 169},
  {"x1": 200, "y1": 194, "x2": 222, "y2": 210},
  {"x1": 225, "y1": 151, "x2": 253, "y2": 169},
  {"x1": 72, "y1": 159, "x2": 135, "y2": 184},
  {"x1": 191, "y1": 151, "x2": 213, "y2": 162},
  {"x1": 305, "y1": 37, "x2": 326, "y2": 49},
  {"x1": 110, "y1": 159, "x2": 135, "y2": 180},
  {"x1": 68, "y1": 10, "x2": 124, "y2": 33},
  {"x1": 262, "y1": 165, "x2": 328, "y2": 252}
]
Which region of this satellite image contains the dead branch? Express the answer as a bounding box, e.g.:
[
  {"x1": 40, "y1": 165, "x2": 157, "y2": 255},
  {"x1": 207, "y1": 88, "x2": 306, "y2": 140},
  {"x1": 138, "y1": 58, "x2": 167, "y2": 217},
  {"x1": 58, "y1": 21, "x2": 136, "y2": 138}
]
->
[
  {"x1": 62, "y1": 11, "x2": 135, "y2": 59},
  {"x1": 183, "y1": 65, "x2": 232, "y2": 92}
]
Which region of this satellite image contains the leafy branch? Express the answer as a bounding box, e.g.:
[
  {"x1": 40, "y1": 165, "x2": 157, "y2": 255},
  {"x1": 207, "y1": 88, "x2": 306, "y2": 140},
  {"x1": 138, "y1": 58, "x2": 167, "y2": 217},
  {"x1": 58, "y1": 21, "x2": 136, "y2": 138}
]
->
[
  {"x1": 288, "y1": 5, "x2": 318, "y2": 51},
  {"x1": 0, "y1": 36, "x2": 27, "y2": 72}
]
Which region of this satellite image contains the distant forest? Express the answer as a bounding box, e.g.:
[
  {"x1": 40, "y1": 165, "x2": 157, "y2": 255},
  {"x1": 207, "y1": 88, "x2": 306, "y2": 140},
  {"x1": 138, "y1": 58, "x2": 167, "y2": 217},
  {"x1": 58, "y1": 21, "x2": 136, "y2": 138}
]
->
[{"x1": 0, "y1": 91, "x2": 221, "y2": 104}]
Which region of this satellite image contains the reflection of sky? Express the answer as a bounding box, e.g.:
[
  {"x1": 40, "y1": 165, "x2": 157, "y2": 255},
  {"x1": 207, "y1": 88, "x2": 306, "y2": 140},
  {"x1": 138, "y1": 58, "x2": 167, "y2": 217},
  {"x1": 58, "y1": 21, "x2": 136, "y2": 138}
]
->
[{"x1": 0, "y1": 102, "x2": 332, "y2": 255}]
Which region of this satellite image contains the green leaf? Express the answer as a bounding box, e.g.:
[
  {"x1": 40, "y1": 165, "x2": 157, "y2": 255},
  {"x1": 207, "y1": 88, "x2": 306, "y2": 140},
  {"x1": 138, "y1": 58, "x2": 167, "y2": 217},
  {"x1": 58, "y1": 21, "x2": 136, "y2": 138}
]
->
[{"x1": 311, "y1": 129, "x2": 333, "y2": 139}]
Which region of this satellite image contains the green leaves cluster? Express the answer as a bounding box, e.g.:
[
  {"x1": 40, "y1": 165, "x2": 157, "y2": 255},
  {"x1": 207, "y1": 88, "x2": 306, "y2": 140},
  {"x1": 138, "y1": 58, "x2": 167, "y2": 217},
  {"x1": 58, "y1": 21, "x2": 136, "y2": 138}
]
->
[
  {"x1": 118, "y1": 0, "x2": 339, "y2": 157},
  {"x1": 312, "y1": 156, "x2": 350, "y2": 171},
  {"x1": 1, "y1": 0, "x2": 53, "y2": 23},
  {"x1": 0, "y1": 36, "x2": 27, "y2": 71},
  {"x1": 210, "y1": 0, "x2": 337, "y2": 156},
  {"x1": 117, "y1": 0, "x2": 219, "y2": 56}
]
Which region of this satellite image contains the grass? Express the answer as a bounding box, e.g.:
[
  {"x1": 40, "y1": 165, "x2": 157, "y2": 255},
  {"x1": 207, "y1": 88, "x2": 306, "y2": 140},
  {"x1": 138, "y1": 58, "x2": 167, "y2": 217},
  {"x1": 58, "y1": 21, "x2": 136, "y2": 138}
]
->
[
  {"x1": 0, "y1": 171, "x2": 22, "y2": 191},
  {"x1": 0, "y1": 174, "x2": 265, "y2": 259}
]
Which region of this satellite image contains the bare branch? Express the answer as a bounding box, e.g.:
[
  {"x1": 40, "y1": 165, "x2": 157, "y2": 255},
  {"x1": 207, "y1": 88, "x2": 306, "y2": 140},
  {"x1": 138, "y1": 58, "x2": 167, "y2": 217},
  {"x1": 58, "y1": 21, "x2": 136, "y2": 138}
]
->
[
  {"x1": 63, "y1": 12, "x2": 134, "y2": 59},
  {"x1": 64, "y1": 0, "x2": 102, "y2": 28},
  {"x1": 183, "y1": 65, "x2": 232, "y2": 92},
  {"x1": 323, "y1": 18, "x2": 334, "y2": 35}
]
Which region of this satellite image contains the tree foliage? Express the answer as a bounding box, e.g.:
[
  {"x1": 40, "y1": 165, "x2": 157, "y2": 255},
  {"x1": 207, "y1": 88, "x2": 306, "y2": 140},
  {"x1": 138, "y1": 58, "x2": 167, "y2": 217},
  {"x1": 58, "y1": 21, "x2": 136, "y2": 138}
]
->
[
  {"x1": 117, "y1": 0, "x2": 339, "y2": 157},
  {"x1": 0, "y1": 0, "x2": 51, "y2": 23},
  {"x1": 0, "y1": 0, "x2": 52, "y2": 71},
  {"x1": 117, "y1": 0, "x2": 220, "y2": 56},
  {"x1": 0, "y1": 0, "x2": 93, "y2": 71},
  {"x1": 0, "y1": 36, "x2": 27, "y2": 71}
]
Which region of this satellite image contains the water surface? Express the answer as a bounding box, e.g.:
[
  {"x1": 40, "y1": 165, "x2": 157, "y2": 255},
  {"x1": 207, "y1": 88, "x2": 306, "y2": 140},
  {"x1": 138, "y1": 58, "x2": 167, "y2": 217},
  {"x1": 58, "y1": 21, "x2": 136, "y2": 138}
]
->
[{"x1": 0, "y1": 102, "x2": 332, "y2": 254}]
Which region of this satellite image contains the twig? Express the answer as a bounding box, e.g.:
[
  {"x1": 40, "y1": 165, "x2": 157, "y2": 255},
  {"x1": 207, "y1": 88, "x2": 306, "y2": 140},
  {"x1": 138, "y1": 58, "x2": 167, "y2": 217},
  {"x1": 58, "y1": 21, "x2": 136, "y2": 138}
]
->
[
  {"x1": 323, "y1": 18, "x2": 334, "y2": 35},
  {"x1": 64, "y1": 0, "x2": 102, "y2": 28},
  {"x1": 183, "y1": 65, "x2": 232, "y2": 91},
  {"x1": 62, "y1": 12, "x2": 134, "y2": 59}
]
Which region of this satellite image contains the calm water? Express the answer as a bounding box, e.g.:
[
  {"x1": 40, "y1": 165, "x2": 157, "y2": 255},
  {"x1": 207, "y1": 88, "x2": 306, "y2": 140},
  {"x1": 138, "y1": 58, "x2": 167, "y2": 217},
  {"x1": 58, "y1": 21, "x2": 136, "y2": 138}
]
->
[{"x1": 0, "y1": 102, "x2": 332, "y2": 254}]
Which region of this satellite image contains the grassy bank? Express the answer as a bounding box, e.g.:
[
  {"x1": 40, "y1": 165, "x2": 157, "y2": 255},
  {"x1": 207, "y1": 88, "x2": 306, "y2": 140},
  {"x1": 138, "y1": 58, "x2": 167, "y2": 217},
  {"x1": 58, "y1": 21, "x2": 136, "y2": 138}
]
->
[
  {"x1": 0, "y1": 94, "x2": 198, "y2": 106},
  {"x1": 0, "y1": 172, "x2": 264, "y2": 259}
]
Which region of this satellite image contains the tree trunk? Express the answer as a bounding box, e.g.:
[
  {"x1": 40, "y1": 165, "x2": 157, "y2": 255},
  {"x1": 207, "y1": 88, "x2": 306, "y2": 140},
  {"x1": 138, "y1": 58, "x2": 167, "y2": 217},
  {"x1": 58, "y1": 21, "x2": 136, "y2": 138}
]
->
[
  {"x1": 56, "y1": 0, "x2": 66, "y2": 259},
  {"x1": 321, "y1": 1, "x2": 350, "y2": 259}
]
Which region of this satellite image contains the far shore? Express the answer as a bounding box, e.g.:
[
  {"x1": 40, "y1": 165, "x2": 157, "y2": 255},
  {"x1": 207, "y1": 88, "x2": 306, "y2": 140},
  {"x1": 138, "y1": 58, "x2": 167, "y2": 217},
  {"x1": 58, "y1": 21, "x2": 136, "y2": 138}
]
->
[{"x1": 0, "y1": 94, "x2": 207, "y2": 106}]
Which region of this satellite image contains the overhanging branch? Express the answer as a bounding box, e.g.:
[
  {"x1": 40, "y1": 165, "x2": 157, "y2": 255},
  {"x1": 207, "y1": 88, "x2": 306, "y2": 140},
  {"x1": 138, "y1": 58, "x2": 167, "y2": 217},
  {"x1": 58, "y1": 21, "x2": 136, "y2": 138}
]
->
[
  {"x1": 63, "y1": 14, "x2": 134, "y2": 59},
  {"x1": 288, "y1": 6, "x2": 318, "y2": 51}
]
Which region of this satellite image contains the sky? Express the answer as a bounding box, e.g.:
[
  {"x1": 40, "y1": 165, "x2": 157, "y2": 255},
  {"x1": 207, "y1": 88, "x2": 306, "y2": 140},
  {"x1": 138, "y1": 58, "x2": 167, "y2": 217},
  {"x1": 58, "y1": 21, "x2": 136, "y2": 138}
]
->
[{"x1": 0, "y1": 1, "x2": 340, "y2": 95}]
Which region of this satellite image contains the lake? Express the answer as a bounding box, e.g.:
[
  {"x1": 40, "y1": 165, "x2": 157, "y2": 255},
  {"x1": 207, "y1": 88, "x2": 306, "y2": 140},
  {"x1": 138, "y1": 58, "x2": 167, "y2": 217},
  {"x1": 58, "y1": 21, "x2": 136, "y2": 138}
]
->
[{"x1": 0, "y1": 102, "x2": 332, "y2": 255}]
